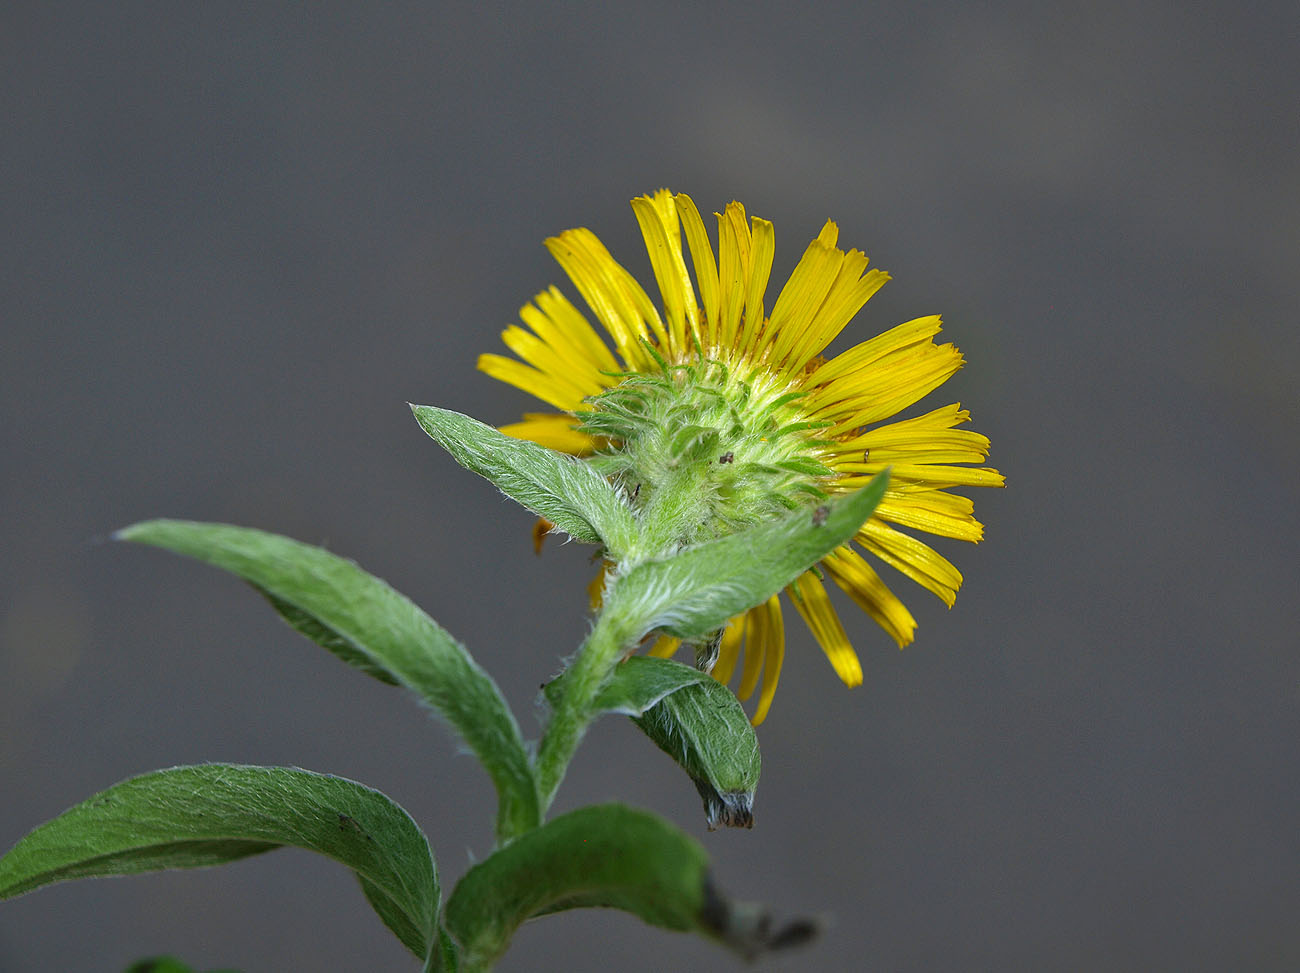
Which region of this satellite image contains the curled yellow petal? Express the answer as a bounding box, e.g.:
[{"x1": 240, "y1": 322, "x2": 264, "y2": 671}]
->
[
  {"x1": 750, "y1": 596, "x2": 785, "y2": 726},
  {"x1": 788, "y1": 571, "x2": 863, "y2": 687},
  {"x1": 711, "y1": 615, "x2": 745, "y2": 684}
]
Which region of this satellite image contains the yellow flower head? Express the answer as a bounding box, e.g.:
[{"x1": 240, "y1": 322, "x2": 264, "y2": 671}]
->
[{"x1": 479, "y1": 191, "x2": 1003, "y2": 725}]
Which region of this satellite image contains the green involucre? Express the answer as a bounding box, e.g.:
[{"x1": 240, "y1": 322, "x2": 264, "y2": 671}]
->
[{"x1": 579, "y1": 357, "x2": 836, "y2": 555}]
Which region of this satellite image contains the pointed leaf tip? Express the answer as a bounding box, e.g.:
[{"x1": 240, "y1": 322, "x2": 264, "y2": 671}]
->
[{"x1": 410, "y1": 405, "x2": 636, "y2": 553}]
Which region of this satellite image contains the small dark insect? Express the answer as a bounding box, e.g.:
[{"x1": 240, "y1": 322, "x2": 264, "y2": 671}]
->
[
  {"x1": 631, "y1": 482, "x2": 641, "y2": 500},
  {"x1": 862, "y1": 448, "x2": 871, "y2": 462},
  {"x1": 812, "y1": 505, "x2": 830, "y2": 526},
  {"x1": 718, "y1": 451, "x2": 734, "y2": 464},
  {"x1": 337, "y1": 812, "x2": 363, "y2": 834}
]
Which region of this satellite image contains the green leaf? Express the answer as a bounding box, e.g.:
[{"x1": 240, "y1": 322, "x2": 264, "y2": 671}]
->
[
  {"x1": 444, "y1": 804, "x2": 707, "y2": 966},
  {"x1": 613, "y1": 470, "x2": 890, "y2": 641},
  {"x1": 0, "y1": 765, "x2": 439, "y2": 962},
  {"x1": 541, "y1": 657, "x2": 757, "y2": 828},
  {"x1": 542, "y1": 656, "x2": 711, "y2": 717},
  {"x1": 411, "y1": 404, "x2": 636, "y2": 554},
  {"x1": 631, "y1": 675, "x2": 761, "y2": 830},
  {"x1": 115, "y1": 520, "x2": 540, "y2": 842},
  {"x1": 444, "y1": 804, "x2": 817, "y2": 966}
]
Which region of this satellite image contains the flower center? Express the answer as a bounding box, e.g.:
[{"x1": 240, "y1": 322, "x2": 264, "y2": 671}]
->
[{"x1": 577, "y1": 351, "x2": 834, "y2": 557}]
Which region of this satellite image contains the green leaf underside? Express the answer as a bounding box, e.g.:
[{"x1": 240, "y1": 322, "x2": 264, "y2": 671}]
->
[
  {"x1": 443, "y1": 804, "x2": 710, "y2": 966},
  {"x1": 265, "y1": 592, "x2": 399, "y2": 685},
  {"x1": 615, "y1": 470, "x2": 890, "y2": 641},
  {"x1": 359, "y1": 875, "x2": 435, "y2": 968},
  {"x1": 540, "y1": 657, "x2": 754, "y2": 827},
  {"x1": 411, "y1": 405, "x2": 636, "y2": 553},
  {"x1": 115, "y1": 519, "x2": 540, "y2": 842},
  {"x1": 543, "y1": 656, "x2": 712, "y2": 717},
  {"x1": 631, "y1": 676, "x2": 761, "y2": 830},
  {"x1": 0, "y1": 765, "x2": 439, "y2": 961}
]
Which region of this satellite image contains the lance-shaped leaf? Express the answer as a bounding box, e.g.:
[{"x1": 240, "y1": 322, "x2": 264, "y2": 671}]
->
[
  {"x1": 115, "y1": 520, "x2": 540, "y2": 841},
  {"x1": 632, "y1": 674, "x2": 761, "y2": 830},
  {"x1": 0, "y1": 765, "x2": 440, "y2": 963},
  {"x1": 443, "y1": 803, "x2": 815, "y2": 965},
  {"x1": 542, "y1": 655, "x2": 712, "y2": 717},
  {"x1": 613, "y1": 470, "x2": 890, "y2": 641},
  {"x1": 411, "y1": 405, "x2": 636, "y2": 554},
  {"x1": 542, "y1": 657, "x2": 754, "y2": 828}
]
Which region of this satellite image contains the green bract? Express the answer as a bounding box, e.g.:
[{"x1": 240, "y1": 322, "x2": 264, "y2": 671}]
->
[
  {"x1": 411, "y1": 404, "x2": 637, "y2": 555},
  {"x1": 580, "y1": 354, "x2": 836, "y2": 556}
]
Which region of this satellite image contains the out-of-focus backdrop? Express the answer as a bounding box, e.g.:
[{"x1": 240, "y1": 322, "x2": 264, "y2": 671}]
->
[{"x1": 3, "y1": 3, "x2": 1297, "y2": 970}]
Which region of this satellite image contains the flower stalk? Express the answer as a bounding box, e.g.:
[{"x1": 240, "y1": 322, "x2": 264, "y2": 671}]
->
[{"x1": 535, "y1": 586, "x2": 642, "y2": 809}]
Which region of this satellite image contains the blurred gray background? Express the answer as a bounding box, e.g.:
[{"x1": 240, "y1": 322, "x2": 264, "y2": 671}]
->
[{"x1": 3, "y1": 2, "x2": 1297, "y2": 970}]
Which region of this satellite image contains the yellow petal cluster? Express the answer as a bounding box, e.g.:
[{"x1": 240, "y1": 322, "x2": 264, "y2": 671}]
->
[{"x1": 480, "y1": 191, "x2": 1003, "y2": 724}]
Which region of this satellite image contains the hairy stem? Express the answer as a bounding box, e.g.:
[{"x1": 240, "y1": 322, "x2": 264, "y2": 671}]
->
[{"x1": 535, "y1": 587, "x2": 640, "y2": 810}]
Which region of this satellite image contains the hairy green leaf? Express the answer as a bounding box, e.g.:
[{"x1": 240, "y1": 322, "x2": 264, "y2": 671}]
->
[
  {"x1": 542, "y1": 656, "x2": 711, "y2": 717},
  {"x1": 444, "y1": 804, "x2": 708, "y2": 966},
  {"x1": 631, "y1": 676, "x2": 761, "y2": 829},
  {"x1": 444, "y1": 803, "x2": 816, "y2": 965},
  {"x1": 614, "y1": 470, "x2": 890, "y2": 641},
  {"x1": 0, "y1": 765, "x2": 439, "y2": 962},
  {"x1": 115, "y1": 520, "x2": 540, "y2": 841},
  {"x1": 411, "y1": 404, "x2": 636, "y2": 554}
]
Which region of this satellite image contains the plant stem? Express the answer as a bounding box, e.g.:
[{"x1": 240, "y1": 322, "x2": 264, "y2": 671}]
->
[{"x1": 534, "y1": 589, "x2": 638, "y2": 810}]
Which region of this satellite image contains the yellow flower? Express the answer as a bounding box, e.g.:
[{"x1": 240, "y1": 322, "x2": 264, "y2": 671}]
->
[{"x1": 480, "y1": 190, "x2": 1003, "y2": 724}]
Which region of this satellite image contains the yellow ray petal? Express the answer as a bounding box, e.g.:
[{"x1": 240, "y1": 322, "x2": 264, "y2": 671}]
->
[
  {"x1": 788, "y1": 570, "x2": 863, "y2": 686},
  {"x1": 528, "y1": 286, "x2": 620, "y2": 374},
  {"x1": 648, "y1": 635, "x2": 681, "y2": 658},
  {"x1": 807, "y1": 314, "x2": 943, "y2": 385},
  {"x1": 736, "y1": 217, "x2": 775, "y2": 356},
  {"x1": 781, "y1": 257, "x2": 890, "y2": 378},
  {"x1": 477, "y1": 354, "x2": 585, "y2": 411},
  {"x1": 855, "y1": 519, "x2": 963, "y2": 607},
  {"x1": 711, "y1": 614, "x2": 745, "y2": 684},
  {"x1": 750, "y1": 595, "x2": 785, "y2": 726},
  {"x1": 675, "y1": 193, "x2": 720, "y2": 348},
  {"x1": 631, "y1": 191, "x2": 699, "y2": 356},
  {"x1": 827, "y1": 409, "x2": 991, "y2": 466},
  {"x1": 499, "y1": 325, "x2": 607, "y2": 400},
  {"x1": 586, "y1": 561, "x2": 611, "y2": 612},
  {"x1": 736, "y1": 608, "x2": 766, "y2": 701},
  {"x1": 823, "y1": 546, "x2": 917, "y2": 647},
  {"x1": 498, "y1": 413, "x2": 597, "y2": 454},
  {"x1": 545, "y1": 228, "x2": 659, "y2": 368},
  {"x1": 872, "y1": 496, "x2": 985, "y2": 541},
  {"x1": 716, "y1": 202, "x2": 751, "y2": 349},
  {"x1": 836, "y1": 464, "x2": 1006, "y2": 490},
  {"x1": 808, "y1": 343, "x2": 966, "y2": 431},
  {"x1": 531, "y1": 517, "x2": 555, "y2": 555},
  {"x1": 763, "y1": 232, "x2": 843, "y2": 365}
]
